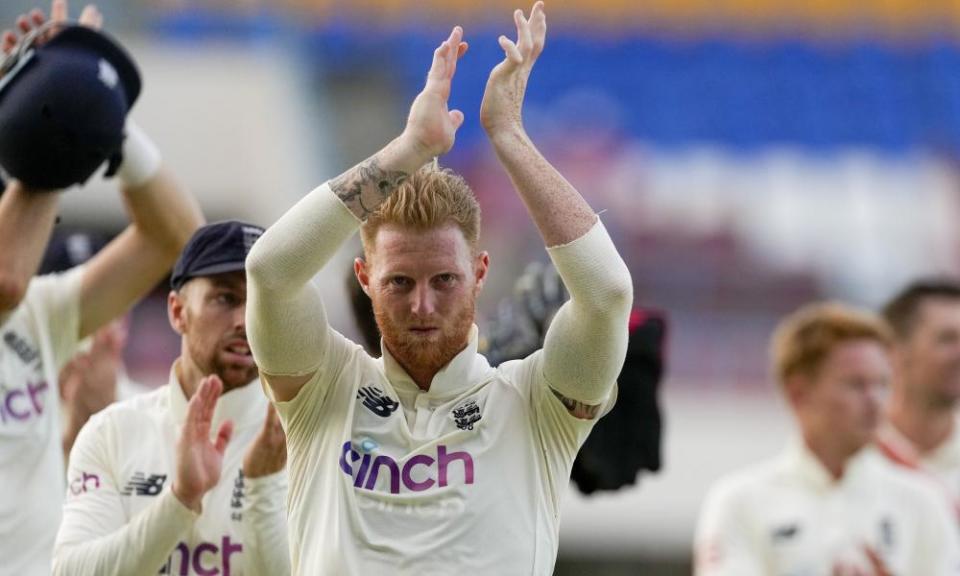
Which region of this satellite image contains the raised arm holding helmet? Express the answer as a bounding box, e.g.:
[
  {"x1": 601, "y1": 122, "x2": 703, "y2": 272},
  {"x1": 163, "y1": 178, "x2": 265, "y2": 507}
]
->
[
  {"x1": 0, "y1": 2, "x2": 203, "y2": 573},
  {"x1": 0, "y1": 0, "x2": 202, "y2": 336}
]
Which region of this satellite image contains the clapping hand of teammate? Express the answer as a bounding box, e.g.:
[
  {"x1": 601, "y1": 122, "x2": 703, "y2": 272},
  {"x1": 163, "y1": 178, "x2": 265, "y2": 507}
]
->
[
  {"x1": 480, "y1": 1, "x2": 546, "y2": 138},
  {"x1": 173, "y1": 375, "x2": 234, "y2": 513},
  {"x1": 1, "y1": 0, "x2": 102, "y2": 55},
  {"x1": 862, "y1": 546, "x2": 894, "y2": 576},
  {"x1": 242, "y1": 404, "x2": 287, "y2": 479},
  {"x1": 60, "y1": 320, "x2": 125, "y2": 458},
  {"x1": 830, "y1": 545, "x2": 894, "y2": 576},
  {"x1": 397, "y1": 25, "x2": 468, "y2": 165}
]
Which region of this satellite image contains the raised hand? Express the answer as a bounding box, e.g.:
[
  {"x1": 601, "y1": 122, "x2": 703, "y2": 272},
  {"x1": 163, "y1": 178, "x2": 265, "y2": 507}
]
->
[
  {"x1": 60, "y1": 320, "x2": 126, "y2": 459},
  {"x1": 172, "y1": 375, "x2": 234, "y2": 513},
  {"x1": 830, "y1": 546, "x2": 894, "y2": 576},
  {"x1": 242, "y1": 404, "x2": 287, "y2": 479},
  {"x1": 480, "y1": 1, "x2": 546, "y2": 137},
  {"x1": 401, "y1": 26, "x2": 469, "y2": 161},
  {"x1": 1, "y1": 0, "x2": 103, "y2": 55},
  {"x1": 863, "y1": 546, "x2": 893, "y2": 576},
  {"x1": 330, "y1": 25, "x2": 469, "y2": 220}
]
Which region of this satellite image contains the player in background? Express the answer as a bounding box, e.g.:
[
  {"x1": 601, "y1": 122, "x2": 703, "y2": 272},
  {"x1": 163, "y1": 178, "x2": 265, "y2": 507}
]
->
[
  {"x1": 37, "y1": 230, "x2": 149, "y2": 465},
  {"x1": 695, "y1": 302, "x2": 959, "y2": 576},
  {"x1": 0, "y1": 1, "x2": 204, "y2": 573},
  {"x1": 54, "y1": 221, "x2": 290, "y2": 576},
  {"x1": 877, "y1": 279, "x2": 960, "y2": 517}
]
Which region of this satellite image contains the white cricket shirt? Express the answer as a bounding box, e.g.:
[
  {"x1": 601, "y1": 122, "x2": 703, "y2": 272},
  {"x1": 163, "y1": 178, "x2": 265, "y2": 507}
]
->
[
  {"x1": 273, "y1": 325, "x2": 610, "y2": 576},
  {"x1": 0, "y1": 269, "x2": 83, "y2": 576},
  {"x1": 53, "y1": 364, "x2": 290, "y2": 575},
  {"x1": 695, "y1": 440, "x2": 960, "y2": 576},
  {"x1": 877, "y1": 418, "x2": 960, "y2": 517}
]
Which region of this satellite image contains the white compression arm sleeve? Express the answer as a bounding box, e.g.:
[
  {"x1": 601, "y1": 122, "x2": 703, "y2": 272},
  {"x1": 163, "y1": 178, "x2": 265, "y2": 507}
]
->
[
  {"x1": 542, "y1": 217, "x2": 633, "y2": 405},
  {"x1": 245, "y1": 183, "x2": 360, "y2": 376},
  {"x1": 53, "y1": 416, "x2": 197, "y2": 576},
  {"x1": 240, "y1": 472, "x2": 291, "y2": 575},
  {"x1": 117, "y1": 121, "x2": 162, "y2": 188}
]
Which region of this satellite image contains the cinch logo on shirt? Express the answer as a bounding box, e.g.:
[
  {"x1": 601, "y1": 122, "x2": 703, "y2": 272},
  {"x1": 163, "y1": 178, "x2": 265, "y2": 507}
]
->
[
  {"x1": 158, "y1": 537, "x2": 242, "y2": 576},
  {"x1": 339, "y1": 440, "x2": 475, "y2": 494},
  {"x1": 0, "y1": 380, "x2": 48, "y2": 424},
  {"x1": 68, "y1": 471, "x2": 101, "y2": 496}
]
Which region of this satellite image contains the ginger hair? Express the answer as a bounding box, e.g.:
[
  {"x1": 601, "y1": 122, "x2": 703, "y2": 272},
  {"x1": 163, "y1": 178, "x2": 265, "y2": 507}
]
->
[
  {"x1": 770, "y1": 301, "x2": 893, "y2": 386},
  {"x1": 359, "y1": 163, "x2": 481, "y2": 255}
]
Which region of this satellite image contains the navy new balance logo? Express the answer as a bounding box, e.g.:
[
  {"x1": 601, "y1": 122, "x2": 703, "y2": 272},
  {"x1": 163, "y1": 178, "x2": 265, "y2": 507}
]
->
[
  {"x1": 357, "y1": 386, "x2": 399, "y2": 418},
  {"x1": 771, "y1": 523, "x2": 800, "y2": 543},
  {"x1": 120, "y1": 472, "x2": 167, "y2": 496}
]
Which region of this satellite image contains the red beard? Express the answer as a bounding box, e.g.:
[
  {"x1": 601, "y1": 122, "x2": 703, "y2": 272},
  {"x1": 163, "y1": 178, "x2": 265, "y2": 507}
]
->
[{"x1": 374, "y1": 289, "x2": 477, "y2": 381}]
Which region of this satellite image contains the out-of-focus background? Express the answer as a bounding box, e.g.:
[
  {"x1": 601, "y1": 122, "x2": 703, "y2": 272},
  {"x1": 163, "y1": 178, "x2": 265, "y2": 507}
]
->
[{"x1": 9, "y1": 1, "x2": 960, "y2": 573}]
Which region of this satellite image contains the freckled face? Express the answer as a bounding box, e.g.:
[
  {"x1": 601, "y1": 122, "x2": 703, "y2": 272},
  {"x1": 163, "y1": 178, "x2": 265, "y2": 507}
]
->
[{"x1": 358, "y1": 223, "x2": 487, "y2": 376}]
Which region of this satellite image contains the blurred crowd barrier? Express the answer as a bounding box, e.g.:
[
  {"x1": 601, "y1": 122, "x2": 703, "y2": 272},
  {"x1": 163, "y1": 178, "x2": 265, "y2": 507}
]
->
[
  {"x1": 15, "y1": 0, "x2": 957, "y2": 393},
  {"x1": 150, "y1": 0, "x2": 960, "y2": 36}
]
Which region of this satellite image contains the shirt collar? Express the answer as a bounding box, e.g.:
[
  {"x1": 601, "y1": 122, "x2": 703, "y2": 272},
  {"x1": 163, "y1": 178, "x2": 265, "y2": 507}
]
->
[
  {"x1": 925, "y1": 416, "x2": 960, "y2": 470},
  {"x1": 877, "y1": 416, "x2": 960, "y2": 471},
  {"x1": 780, "y1": 436, "x2": 873, "y2": 492},
  {"x1": 167, "y1": 359, "x2": 265, "y2": 430},
  {"x1": 876, "y1": 420, "x2": 922, "y2": 467},
  {"x1": 381, "y1": 324, "x2": 494, "y2": 400}
]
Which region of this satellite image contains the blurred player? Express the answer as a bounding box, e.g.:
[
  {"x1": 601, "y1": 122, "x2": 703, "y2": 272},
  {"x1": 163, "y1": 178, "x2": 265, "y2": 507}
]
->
[
  {"x1": 694, "y1": 302, "x2": 958, "y2": 575},
  {"x1": 0, "y1": 1, "x2": 204, "y2": 573},
  {"x1": 877, "y1": 279, "x2": 960, "y2": 514},
  {"x1": 39, "y1": 231, "x2": 148, "y2": 464},
  {"x1": 245, "y1": 2, "x2": 633, "y2": 573},
  {"x1": 54, "y1": 221, "x2": 290, "y2": 576}
]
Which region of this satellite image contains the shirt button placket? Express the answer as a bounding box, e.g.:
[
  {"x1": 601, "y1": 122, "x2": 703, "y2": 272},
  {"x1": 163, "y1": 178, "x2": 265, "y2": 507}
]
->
[{"x1": 413, "y1": 393, "x2": 431, "y2": 437}]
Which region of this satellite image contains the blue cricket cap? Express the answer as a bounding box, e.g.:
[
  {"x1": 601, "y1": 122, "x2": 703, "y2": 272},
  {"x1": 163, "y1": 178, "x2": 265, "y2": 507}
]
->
[{"x1": 171, "y1": 221, "x2": 264, "y2": 291}]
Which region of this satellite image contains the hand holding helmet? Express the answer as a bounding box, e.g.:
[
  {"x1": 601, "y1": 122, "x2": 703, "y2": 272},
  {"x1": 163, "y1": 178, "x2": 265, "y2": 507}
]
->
[{"x1": 0, "y1": 0, "x2": 141, "y2": 190}]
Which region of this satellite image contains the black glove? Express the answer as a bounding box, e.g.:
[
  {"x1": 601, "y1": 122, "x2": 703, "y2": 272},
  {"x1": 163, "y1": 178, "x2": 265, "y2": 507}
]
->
[
  {"x1": 480, "y1": 260, "x2": 667, "y2": 495},
  {"x1": 482, "y1": 261, "x2": 568, "y2": 366},
  {"x1": 571, "y1": 310, "x2": 666, "y2": 494}
]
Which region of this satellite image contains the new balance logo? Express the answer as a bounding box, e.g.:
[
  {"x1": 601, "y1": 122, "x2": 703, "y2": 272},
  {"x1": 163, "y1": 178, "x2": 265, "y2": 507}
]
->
[
  {"x1": 121, "y1": 472, "x2": 167, "y2": 496},
  {"x1": 357, "y1": 386, "x2": 399, "y2": 418},
  {"x1": 771, "y1": 523, "x2": 800, "y2": 542},
  {"x1": 4, "y1": 331, "x2": 39, "y2": 365}
]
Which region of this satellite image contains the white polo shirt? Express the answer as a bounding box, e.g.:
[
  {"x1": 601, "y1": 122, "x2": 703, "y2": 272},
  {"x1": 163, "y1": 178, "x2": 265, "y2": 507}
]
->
[
  {"x1": 0, "y1": 269, "x2": 83, "y2": 576},
  {"x1": 53, "y1": 365, "x2": 289, "y2": 575},
  {"x1": 273, "y1": 325, "x2": 610, "y2": 576},
  {"x1": 695, "y1": 440, "x2": 960, "y2": 576},
  {"x1": 877, "y1": 418, "x2": 960, "y2": 517}
]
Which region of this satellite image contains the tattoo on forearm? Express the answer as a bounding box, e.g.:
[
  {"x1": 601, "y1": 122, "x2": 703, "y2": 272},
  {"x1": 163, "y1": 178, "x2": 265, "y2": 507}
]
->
[
  {"x1": 551, "y1": 388, "x2": 601, "y2": 420},
  {"x1": 330, "y1": 157, "x2": 409, "y2": 219}
]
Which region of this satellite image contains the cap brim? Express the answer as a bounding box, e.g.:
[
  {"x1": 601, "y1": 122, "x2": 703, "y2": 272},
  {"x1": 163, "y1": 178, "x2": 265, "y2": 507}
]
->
[{"x1": 174, "y1": 261, "x2": 246, "y2": 288}]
